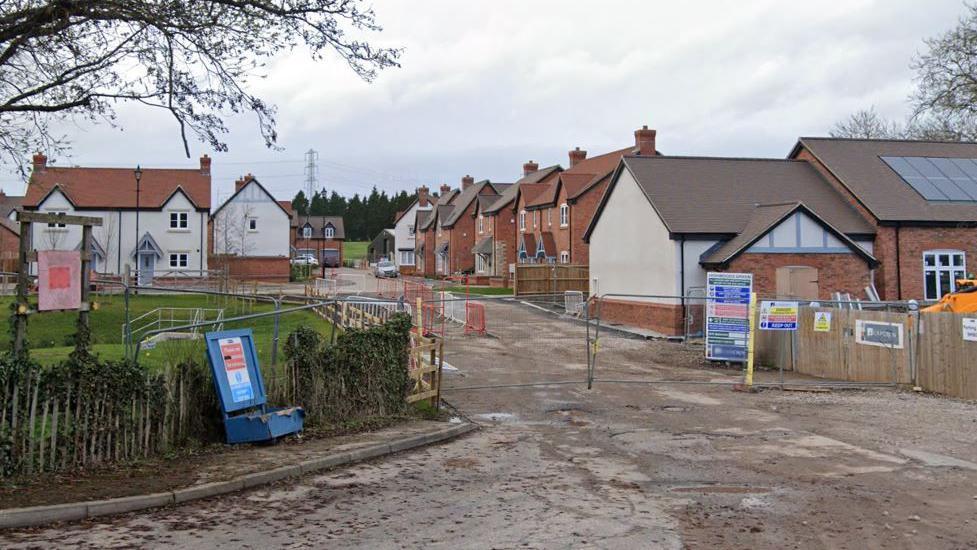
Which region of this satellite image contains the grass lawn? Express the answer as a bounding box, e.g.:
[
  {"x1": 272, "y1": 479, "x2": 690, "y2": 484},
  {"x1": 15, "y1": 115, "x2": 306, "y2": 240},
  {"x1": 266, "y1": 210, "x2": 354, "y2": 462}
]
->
[
  {"x1": 2, "y1": 293, "x2": 333, "y2": 369},
  {"x1": 442, "y1": 286, "x2": 513, "y2": 296},
  {"x1": 343, "y1": 241, "x2": 369, "y2": 261}
]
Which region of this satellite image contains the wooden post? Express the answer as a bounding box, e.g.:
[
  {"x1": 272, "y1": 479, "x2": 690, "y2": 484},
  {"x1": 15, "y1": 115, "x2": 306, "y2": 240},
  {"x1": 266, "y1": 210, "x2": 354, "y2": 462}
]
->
[
  {"x1": 14, "y1": 218, "x2": 31, "y2": 358},
  {"x1": 79, "y1": 224, "x2": 92, "y2": 338}
]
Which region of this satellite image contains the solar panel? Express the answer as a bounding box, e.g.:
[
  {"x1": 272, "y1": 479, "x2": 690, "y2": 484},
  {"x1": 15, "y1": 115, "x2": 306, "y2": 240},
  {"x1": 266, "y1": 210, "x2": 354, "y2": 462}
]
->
[{"x1": 881, "y1": 156, "x2": 977, "y2": 202}]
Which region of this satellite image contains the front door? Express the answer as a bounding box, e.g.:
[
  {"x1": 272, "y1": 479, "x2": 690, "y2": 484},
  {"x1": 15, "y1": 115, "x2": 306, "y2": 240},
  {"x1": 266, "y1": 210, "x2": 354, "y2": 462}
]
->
[{"x1": 138, "y1": 253, "x2": 155, "y2": 286}]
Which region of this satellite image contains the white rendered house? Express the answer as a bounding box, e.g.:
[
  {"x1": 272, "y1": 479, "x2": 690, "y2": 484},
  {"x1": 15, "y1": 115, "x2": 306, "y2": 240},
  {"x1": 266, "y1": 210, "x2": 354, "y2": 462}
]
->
[{"x1": 392, "y1": 186, "x2": 432, "y2": 273}]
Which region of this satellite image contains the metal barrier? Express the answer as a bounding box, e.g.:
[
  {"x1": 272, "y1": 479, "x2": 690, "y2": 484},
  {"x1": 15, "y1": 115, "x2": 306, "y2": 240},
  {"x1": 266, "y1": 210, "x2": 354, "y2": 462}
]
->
[{"x1": 464, "y1": 302, "x2": 486, "y2": 335}]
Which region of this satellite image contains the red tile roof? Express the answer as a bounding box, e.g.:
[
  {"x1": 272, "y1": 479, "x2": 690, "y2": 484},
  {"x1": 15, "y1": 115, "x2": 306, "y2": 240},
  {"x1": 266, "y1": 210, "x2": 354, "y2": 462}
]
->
[
  {"x1": 278, "y1": 201, "x2": 294, "y2": 217},
  {"x1": 25, "y1": 165, "x2": 211, "y2": 210},
  {"x1": 528, "y1": 146, "x2": 635, "y2": 208}
]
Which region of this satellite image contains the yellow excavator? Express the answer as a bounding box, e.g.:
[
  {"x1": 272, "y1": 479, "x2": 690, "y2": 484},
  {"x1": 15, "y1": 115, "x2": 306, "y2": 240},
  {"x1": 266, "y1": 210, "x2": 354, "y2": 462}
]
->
[{"x1": 921, "y1": 277, "x2": 977, "y2": 313}]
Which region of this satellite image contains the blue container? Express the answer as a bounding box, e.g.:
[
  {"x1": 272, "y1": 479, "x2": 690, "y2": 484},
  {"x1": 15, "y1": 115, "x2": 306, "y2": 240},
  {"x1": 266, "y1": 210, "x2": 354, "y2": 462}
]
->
[{"x1": 204, "y1": 329, "x2": 304, "y2": 444}]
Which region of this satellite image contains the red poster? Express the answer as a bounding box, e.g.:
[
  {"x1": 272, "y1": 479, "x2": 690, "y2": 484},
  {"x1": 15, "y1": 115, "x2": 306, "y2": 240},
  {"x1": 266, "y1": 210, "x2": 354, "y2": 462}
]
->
[{"x1": 38, "y1": 250, "x2": 81, "y2": 311}]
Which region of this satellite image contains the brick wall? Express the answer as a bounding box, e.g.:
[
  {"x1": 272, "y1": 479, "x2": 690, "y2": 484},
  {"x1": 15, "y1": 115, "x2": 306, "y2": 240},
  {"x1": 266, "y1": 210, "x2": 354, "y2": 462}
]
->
[
  {"x1": 592, "y1": 298, "x2": 685, "y2": 336},
  {"x1": 569, "y1": 178, "x2": 609, "y2": 265},
  {"x1": 447, "y1": 202, "x2": 477, "y2": 274},
  {"x1": 722, "y1": 252, "x2": 872, "y2": 299},
  {"x1": 211, "y1": 256, "x2": 290, "y2": 282},
  {"x1": 893, "y1": 225, "x2": 977, "y2": 300}
]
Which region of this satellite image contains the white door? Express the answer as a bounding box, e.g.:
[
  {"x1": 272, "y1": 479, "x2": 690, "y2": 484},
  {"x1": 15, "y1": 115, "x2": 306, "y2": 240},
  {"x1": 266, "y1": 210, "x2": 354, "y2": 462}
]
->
[{"x1": 138, "y1": 254, "x2": 155, "y2": 286}]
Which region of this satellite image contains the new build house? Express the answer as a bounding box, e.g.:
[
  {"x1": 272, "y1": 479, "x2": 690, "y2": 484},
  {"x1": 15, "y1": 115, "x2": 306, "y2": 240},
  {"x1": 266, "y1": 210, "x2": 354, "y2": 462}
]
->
[
  {"x1": 789, "y1": 138, "x2": 977, "y2": 301},
  {"x1": 392, "y1": 186, "x2": 432, "y2": 274},
  {"x1": 291, "y1": 215, "x2": 345, "y2": 267},
  {"x1": 24, "y1": 153, "x2": 211, "y2": 283},
  {"x1": 210, "y1": 175, "x2": 293, "y2": 281},
  {"x1": 476, "y1": 161, "x2": 561, "y2": 283},
  {"x1": 519, "y1": 126, "x2": 659, "y2": 266},
  {"x1": 431, "y1": 176, "x2": 506, "y2": 277},
  {"x1": 586, "y1": 155, "x2": 877, "y2": 335},
  {"x1": 415, "y1": 184, "x2": 457, "y2": 278}
]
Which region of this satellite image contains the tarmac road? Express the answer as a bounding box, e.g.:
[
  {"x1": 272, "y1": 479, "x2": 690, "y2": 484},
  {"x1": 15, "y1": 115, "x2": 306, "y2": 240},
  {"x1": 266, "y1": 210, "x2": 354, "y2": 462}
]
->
[{"x1": 4, "y1": 299, "x2": 977, "y2": 548}]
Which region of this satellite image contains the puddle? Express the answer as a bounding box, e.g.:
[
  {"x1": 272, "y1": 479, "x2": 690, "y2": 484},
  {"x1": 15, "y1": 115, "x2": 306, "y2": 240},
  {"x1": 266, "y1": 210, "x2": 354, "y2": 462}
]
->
[
  {"x1": 671, "y1": 485, "x2": 770, "y2": 495},
  {"x1": 473, "y1": 412, "x2": 518, "y2": 423}
]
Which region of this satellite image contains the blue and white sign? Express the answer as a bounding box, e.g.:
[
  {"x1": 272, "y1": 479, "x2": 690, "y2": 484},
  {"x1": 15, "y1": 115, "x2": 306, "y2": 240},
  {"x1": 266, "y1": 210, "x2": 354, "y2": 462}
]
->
[{"x1": 705, "y1": 272, "x2": 753, "y2": 362}]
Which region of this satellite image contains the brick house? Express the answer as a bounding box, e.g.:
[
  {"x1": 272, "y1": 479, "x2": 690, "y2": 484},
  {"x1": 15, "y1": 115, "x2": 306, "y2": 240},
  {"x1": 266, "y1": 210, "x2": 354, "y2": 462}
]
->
[
  {"x1": 476, "y1": 162, "x2": 562, "y2": 283},
  {"x1": 789, "y1": 138, "x2": 977, "y2": 301},
  {"x1": 520, "y1": 125, "x2": 658, "y2": 265},
  {"x1": 434, "y1": 176, "x2": 507, "y2": 277},
  {"x1": 585, "y1": 155, "x2": 877, "y2": 336},
  {"x1": 0, "y1": 191, "x2": 24, "y2": 271},
  {"x1": 290, "y1": 215, "x2": 345, "y2": 268},
  {"x1": 415, "y1": 184, "x2": 457, "y2": 278}
]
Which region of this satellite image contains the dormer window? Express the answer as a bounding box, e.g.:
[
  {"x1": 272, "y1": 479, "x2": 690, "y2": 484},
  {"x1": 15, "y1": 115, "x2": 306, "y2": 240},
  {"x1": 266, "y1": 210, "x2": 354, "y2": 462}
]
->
[
  {"x1": 302, "y1": 226, "x2": 312, "y2": 238},
  {"x1": 324, "y1": 226, "x2": 335, "y2": 238}
]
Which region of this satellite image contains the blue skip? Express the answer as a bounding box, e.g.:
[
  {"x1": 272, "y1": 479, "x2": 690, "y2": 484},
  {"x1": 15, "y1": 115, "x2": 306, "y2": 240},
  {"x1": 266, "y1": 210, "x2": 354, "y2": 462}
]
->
[{"x1": 204, "y1": 329, "x2": 305, "y2": 444}]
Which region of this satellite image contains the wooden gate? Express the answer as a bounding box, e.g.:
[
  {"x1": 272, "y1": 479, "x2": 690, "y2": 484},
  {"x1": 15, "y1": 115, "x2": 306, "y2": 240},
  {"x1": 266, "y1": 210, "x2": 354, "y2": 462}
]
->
[{"x1": 513, "y1": 264, "x2": 588, "y2": 296}]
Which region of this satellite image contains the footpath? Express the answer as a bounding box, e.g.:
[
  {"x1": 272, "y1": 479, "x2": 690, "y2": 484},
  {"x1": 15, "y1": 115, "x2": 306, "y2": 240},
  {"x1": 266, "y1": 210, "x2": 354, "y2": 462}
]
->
[{"x1": 0, "y1": 419, "x2": 475, "y2": 529}]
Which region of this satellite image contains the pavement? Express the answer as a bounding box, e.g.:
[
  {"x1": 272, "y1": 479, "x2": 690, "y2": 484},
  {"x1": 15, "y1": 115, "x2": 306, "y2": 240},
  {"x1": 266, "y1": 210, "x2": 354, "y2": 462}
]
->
[{"x1": 4, "y1": 299, "x2": 977, "y2": 548}]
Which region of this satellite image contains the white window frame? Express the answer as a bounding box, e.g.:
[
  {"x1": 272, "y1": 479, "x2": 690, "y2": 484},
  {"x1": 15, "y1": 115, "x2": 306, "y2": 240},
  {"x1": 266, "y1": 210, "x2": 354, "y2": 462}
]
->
[
  {"x1": 400, "y1": 250, "x2": 415, "y2": 266},
  {"x1": 302, "y1": 226, "x2": 312, "y2": 239},
  {"x1": 560, "y1": 203, "x2": 569, "y2": 227},
  {"x1": 519, "y1": 210, "x2": 526, "y2": 232},
  {"x1": 533, "y1": 210, "x2": 538, "y2": 229},
  {"x1": 547, "y1": 208, "x2": 552, "y2": 227},
  {"x1": 475, "y1": 253, "x2": 488, "y2": 274},
  {"x1": 923, "y1": 250, "x2": 966, "y2": 300},
  {"x1": 45, "y1": 210, "x2": 67, "y2": 231},
  {"x1": 478, "y1": 214, "x2": 484, "y2": 234},
  {"x1": 324, "y1": 226, "x2": 335, "y2": 238},
  {"x1": 168, "y1": 252, "x2": 189, "y2": 268},
  {"x1": 169, "y1": 211, "x2": 189, "y2": 231},
  {"x1": 248, "y1": 217, "x2": 258, "y2": 232},
  {"x1": 560, "y1": 251, "x2": 570, "y2": 264}
]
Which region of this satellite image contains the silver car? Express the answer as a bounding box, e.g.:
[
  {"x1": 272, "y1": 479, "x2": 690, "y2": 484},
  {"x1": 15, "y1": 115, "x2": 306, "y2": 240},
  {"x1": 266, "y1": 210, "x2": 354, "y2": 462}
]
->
[{"x1": 373, "y1": 260, "x2": 398, "y2": 278}]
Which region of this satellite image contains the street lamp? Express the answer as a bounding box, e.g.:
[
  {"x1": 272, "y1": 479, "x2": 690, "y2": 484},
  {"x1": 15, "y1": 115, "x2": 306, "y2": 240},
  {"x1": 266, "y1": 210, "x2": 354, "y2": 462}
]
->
[{"x1": 134, "y1": 165, "x2": 142, "y2": 278}]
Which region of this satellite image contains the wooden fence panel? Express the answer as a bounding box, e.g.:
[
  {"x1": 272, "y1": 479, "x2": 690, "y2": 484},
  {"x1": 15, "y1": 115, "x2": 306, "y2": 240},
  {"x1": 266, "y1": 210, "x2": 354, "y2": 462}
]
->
[
  {"x1": 514, "y1": 264, "x2": 588, "y2": 296},
  {"x1": 917, "y1": 313, "x2": 977, "y2": 400}
]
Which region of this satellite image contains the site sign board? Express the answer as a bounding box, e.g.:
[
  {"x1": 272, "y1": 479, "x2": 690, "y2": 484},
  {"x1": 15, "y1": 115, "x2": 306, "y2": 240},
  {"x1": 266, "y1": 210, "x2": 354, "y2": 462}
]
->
[
  {"x1": 705, "y1": 272, "x2": 753, "y2": 362},
  {"x1": 855, "y1": 320, "x2": 904, "y2": 349},
  {"x1": 759, "y1": 301, "x2": 799, "y2": 330},
  {"x1": 37, "y1": 250, "x2": 81, "y2": 311},
  {"x1": 963, "y1": 318, "x2": 977, "y2": 342},
  {"x1": 813, "y1": 311, "x2": 832, "y2": 332},
  {"x1": 204, "y1": 329, "x2": 266, "y2": 413}
]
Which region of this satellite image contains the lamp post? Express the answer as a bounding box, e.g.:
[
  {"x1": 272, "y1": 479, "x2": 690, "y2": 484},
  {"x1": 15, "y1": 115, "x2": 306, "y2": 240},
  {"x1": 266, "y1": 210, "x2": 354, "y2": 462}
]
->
[{"x1": 134, "y1": 165, "x2": 142, "y2": 280}]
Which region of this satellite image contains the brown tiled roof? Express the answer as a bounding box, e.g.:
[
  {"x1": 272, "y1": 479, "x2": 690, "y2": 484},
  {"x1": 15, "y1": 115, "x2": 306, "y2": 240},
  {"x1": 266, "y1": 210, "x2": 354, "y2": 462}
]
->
[
  {"x1": 295, "y1": 216, "x2": 345, "y2": 239},
  {"x1": 515, "y1": 165, "x2": 562, "y2": 185},
  {"x1": 520, "y1": 233, "x2": 537, "y2": 256},
  {"x1": 0, "y1": 193, "x2": 24, "y2": 219},
  {"x1": 790, "y1": 137, "x2": 977, "y2": 223},
  {"x1": 699, "y1": 202, "x2": 876, "y2": 266},
  {"x1": 278, "y1": 201, "x2": 293, "y2": 217},
  {"x1": 472, "y1": 236, "x2": 493, "y2": 255},
  {"x1": 442, "y1": 181, "x2": 503, "y2": 228},
  {"x1": 586, "y1": 156, "x2": 876, "y2": 241},
  {"x1": 416, "y1": 209, "x2": 434, "y2": 231},
  {"x1": 26, "y1": 165, "x2": 210, "y2": 210},
  {"x1": 529, "y1": 146, "x2": 635, "y2": 209},
  {"x1": 539, "y1": 231, "x2": 557, "y2": 257},
  {"x1": 517, "y1": 183, "x2": 549, "y2": 208}
]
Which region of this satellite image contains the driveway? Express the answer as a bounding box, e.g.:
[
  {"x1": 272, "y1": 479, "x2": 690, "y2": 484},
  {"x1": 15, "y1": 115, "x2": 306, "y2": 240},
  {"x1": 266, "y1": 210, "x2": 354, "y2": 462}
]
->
[{"x1": 4, "y1": 298, "x2": 977, "y2": 548}]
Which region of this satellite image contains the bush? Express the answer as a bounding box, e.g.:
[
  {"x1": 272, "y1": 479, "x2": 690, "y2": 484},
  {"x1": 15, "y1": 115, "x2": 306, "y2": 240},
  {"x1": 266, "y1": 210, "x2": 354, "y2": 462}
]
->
[{"x1": 283, "y1": 313, "x2": 411, "y2": 426}]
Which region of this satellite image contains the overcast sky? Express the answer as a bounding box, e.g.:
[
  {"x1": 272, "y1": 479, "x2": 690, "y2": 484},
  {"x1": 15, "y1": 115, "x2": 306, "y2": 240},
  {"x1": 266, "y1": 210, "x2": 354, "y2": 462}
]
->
[{"x1": 4, "y1": 0, "x2": 970, "y2": 204}]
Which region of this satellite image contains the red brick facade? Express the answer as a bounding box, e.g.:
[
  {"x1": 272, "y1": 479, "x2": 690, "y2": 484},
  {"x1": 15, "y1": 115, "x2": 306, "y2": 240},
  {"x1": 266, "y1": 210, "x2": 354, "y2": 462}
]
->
[
  {"x1": 721, "y1": 252, "x2": 872, "y2": 300},
  {"x1": 592, "y1": 298, "x2": 685, "y2": 337},
  {"x1": 568, "y1": 177, "x2": 609, "y2": 265},
  {"x1": 289, "y1": 234, "x2": 343, "y2": 266}
]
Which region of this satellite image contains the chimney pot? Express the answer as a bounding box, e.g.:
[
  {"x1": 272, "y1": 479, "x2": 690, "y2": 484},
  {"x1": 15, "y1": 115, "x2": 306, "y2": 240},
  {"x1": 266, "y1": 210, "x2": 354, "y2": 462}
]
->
[
  {"x1": 634, "y1": 125, "x2": 657, "y2": 156},
  {"x1": 522, "y1": 160, "x2": 539, "y2": 177},
  {"x1": 439, "y1": 183, "x2": 452, "y2": 196},
  {"x1": 568, "y1": 147, "x2": 587, "y2": 167},
  {"x1": 200, "y1": 154, "x2": 212, "y2": 175},
  {"x1": 234, "y1": 176, "x2": 248, "y2": 192},
  {"x1": 417, "y1": 185, "x2": 430, "y2": 207},
  {"x1": 461, "y1": 175, "x2": 475, "y2": 190},
  {"x1": 32, "y1": 152, "x2": 48, "y2": 172}
]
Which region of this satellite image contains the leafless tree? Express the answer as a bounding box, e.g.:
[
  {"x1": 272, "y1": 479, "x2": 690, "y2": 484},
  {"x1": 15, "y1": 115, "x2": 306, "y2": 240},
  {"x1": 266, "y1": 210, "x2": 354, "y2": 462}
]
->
[
  {"x1": 829, "y1": 107, "x2": 904, "y2": 139},
  {"x1": 213, "y1": 202, "x2": 254, "y2": 256},
  {"x1": 0, "y1": 1, "x2": 400, "y2": 172},
  {"x1": 95, "y1": 212, "x2": 117, "y2": 273},
  {"x1": 910, "y1": 3, "x2": 977, "y2": 141}
]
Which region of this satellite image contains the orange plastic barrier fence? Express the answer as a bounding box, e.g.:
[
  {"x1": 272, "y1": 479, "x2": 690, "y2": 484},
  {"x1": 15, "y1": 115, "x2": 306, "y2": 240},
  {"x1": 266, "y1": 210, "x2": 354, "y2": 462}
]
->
[{"x1": 464, "y1": 302, "x2": 486, "y2": 335}]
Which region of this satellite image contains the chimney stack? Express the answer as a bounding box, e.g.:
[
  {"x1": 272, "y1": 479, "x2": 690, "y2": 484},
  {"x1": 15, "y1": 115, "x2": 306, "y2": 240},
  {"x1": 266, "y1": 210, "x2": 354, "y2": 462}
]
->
[
  {"x1": 569, "y1": 147, "x2": 587, "y2": 167},
  {"x1": 417, "y1": 185, "x2": 430, "y2": 207},
  {"x1": 234, "y1": 173, "x2": 254, "y2": 192},
  {"x1": 461, "y1": 174, "x2": 475, "y2": 190},
  {"x1": 634, "y1": 125, "x2": 657, "y2": 156},
  {"x1": 439, "y1": 183, "x2": 452, "y2": 196},
  {"x1": 32, "y1": 152, "x2": 47, "y2": 172},
  {"x1": 522, "y1": 160, "x2": 539, "y2": 176},
  {"x1": 200, "y1": 154, "x2": 212, "y2": 175}
]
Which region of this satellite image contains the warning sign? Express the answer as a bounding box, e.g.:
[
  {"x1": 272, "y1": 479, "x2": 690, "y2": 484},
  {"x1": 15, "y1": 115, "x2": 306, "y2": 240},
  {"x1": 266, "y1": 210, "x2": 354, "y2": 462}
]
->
[
  {"x1": 813, "y1": 311, "x2": 832, "y2": 332},
  {"x1": 218, "y1": 337, "x2": 254, "y2": 403},
  {"x1": 963, "y1": 318, "x2": 977, "y2": 342},
  {"x1": 759, "y1": 301, "x2": 799, "y2": 330}
]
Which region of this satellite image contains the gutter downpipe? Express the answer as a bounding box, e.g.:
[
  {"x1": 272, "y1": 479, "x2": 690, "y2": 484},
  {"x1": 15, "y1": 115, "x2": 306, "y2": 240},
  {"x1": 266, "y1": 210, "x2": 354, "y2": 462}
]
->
[
  {"x1": 680, "y1": 235, "x2": 686, "y2": 334},
  {"x1": 895, "y1": 223, "x2": 902, "y2": 300}
]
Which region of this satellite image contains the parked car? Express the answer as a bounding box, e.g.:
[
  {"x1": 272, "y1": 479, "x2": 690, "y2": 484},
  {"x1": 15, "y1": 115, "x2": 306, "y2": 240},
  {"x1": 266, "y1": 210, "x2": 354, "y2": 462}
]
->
[
  {"x1": 373, "y1": 260, "x2": 398, "y2": 278},
  {"x1": 291, "y1": 254, "x2": 319, "y2": 267}
]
